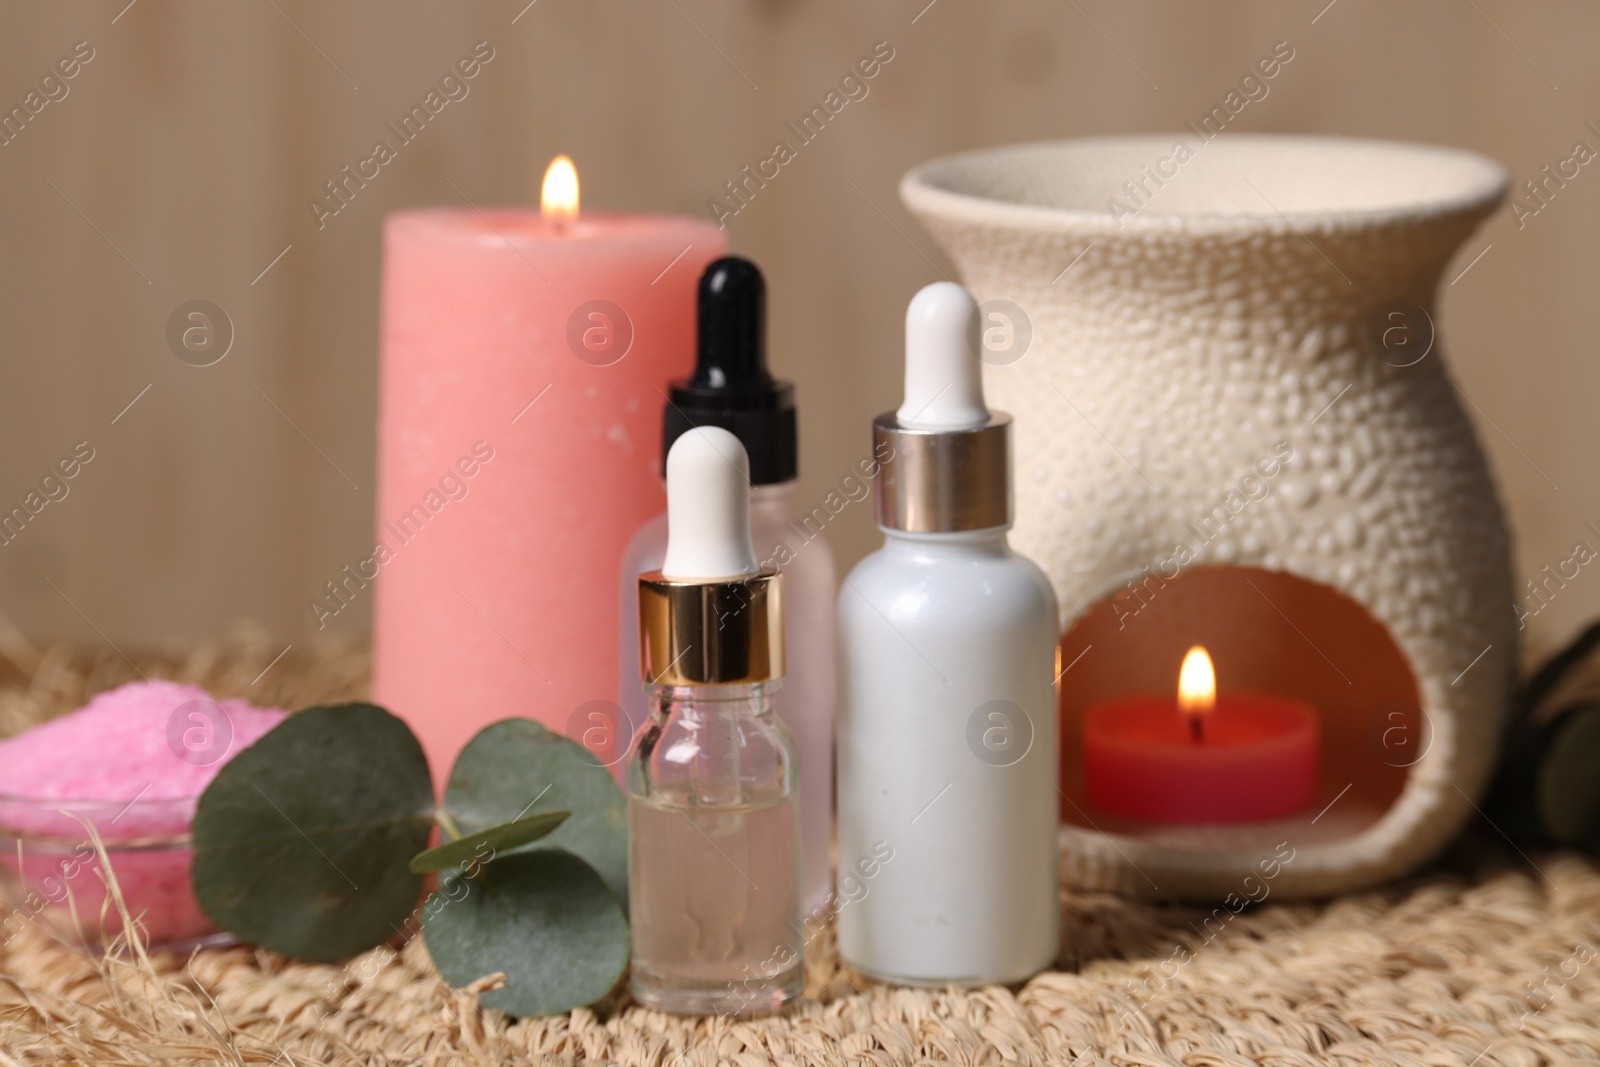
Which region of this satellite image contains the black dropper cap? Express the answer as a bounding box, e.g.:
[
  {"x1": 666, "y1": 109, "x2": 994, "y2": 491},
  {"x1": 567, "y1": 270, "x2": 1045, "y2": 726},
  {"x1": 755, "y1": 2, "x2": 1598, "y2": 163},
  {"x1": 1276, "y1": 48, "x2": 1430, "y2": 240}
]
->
[{"x1": 663, "y1": 256, "x2": 797, "y2": 485}]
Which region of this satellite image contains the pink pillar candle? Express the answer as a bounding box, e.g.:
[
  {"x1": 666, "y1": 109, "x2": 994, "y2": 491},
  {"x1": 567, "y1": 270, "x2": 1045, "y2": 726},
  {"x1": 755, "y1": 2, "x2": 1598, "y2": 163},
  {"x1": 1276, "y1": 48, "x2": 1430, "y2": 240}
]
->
[
  {"x1": 374, "y1": 181, "x2": 724, "y2": 783},
  {"x1": 1083, "y1": 692, "x2": 1320, "y2": 823}
]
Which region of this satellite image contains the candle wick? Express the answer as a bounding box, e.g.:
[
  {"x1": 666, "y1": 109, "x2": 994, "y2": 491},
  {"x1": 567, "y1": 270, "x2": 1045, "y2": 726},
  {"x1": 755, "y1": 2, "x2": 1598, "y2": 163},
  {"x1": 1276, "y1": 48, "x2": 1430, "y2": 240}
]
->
[{"x1": 1189, "y1": 714, "x2": 1204, "y2": 744}]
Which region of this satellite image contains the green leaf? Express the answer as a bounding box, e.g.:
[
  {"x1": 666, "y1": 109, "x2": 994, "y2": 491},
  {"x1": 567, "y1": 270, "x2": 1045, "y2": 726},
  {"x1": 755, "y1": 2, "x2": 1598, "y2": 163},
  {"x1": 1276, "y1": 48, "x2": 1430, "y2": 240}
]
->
[
  {"x1": 191, "y1": 703, "x2": 434, "y2": 961},
  {"x1": 422, "y1": 849, "x2": 629, "y2": 1017},
  {"x1": 443, "y1": 719, "x2": 628, "y2": 905},
  {"x1": 1537, "y1": 701, "x2": 1600, "y2": 850},
  {"x1": 1520, "y1": 618, "x2": 1600, "y2": 720},
  {"x1": 409, "y1": 811, "x2": 571, "y2": 874},
  {"x1": 1487, "y1": 618, "x2": 1600, "y2": 842}
]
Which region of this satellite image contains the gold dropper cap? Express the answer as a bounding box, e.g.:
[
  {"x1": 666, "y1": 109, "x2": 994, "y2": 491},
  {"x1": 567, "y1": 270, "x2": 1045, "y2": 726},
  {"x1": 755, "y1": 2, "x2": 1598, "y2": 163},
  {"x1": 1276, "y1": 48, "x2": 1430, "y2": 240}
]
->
[
  {"x1": 638, "y1": 570, "x2": 783, "y2": 686},
  {"x1": 637, "y1": 426, "x2": 785, "y2": 687}
]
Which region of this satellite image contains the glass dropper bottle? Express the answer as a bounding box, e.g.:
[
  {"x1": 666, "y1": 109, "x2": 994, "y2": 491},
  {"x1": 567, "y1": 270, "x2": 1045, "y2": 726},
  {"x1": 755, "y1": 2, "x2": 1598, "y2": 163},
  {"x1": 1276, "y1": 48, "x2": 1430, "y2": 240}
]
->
[{"x1": 628, "y1": 426, "x2": 803, "y2": 1015}]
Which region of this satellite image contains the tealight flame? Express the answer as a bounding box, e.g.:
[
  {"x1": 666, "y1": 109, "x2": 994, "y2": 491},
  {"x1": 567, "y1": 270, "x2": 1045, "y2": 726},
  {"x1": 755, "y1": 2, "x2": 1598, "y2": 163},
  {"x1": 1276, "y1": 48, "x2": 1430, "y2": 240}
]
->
[
  {"x1": 541, "y1": 155, "x2": 579, "y2": 223},
  {"x1": 1178, "y1": 645, "x2": 1215, "y2": 742}
]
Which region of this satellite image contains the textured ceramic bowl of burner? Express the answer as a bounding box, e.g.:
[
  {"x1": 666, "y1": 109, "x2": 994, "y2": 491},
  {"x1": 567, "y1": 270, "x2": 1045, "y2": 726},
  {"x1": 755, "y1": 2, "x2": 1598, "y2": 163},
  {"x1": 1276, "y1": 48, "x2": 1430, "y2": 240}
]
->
[{"x1": 903, "y1": 135, "x2": 1514, "y2": 899}]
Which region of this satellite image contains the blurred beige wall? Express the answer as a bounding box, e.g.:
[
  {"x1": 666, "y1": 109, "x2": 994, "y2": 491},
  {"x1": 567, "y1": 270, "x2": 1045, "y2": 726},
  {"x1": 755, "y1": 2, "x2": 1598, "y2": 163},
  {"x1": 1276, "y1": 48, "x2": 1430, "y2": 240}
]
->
[{"x1": 1, "y1": 0, "x2": 1596, "y2": 664}]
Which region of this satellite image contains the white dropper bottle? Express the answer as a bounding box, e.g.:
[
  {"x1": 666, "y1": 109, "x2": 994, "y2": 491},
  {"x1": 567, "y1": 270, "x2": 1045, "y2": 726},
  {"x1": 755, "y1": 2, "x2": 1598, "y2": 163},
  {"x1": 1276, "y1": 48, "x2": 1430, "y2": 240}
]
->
[
  {"x1": 836, "y1": 282, "x2": 1060, "y2": 985},
  {"x1": 629, "y1": 427, "x2": 804, "y2": 1015}
]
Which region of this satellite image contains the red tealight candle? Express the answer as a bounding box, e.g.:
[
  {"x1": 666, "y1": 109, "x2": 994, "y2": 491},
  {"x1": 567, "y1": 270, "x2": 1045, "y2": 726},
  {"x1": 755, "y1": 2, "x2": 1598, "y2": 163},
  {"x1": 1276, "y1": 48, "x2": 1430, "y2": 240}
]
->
[{"x1": 1083, "y1": 646, "x2": 1320, "y2": 823}]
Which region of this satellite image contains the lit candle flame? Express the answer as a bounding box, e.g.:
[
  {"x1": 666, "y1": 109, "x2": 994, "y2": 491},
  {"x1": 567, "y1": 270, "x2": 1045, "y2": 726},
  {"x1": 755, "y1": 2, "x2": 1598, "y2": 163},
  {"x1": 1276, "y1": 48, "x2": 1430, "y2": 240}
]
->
[
  {"x1": 541, "y1": 155, "x2": 579, "y2": 224},
  {"x1": 1178, "y1": 645, "x2": 1215, "y2": 742}
]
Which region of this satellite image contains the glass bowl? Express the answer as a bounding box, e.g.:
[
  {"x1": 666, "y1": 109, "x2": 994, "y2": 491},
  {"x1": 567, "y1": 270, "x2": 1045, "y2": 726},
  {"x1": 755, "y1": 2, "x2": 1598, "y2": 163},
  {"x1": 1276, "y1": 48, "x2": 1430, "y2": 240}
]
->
[{"x1": 0, "y1": 792, "x2": 231, "y2": 952}]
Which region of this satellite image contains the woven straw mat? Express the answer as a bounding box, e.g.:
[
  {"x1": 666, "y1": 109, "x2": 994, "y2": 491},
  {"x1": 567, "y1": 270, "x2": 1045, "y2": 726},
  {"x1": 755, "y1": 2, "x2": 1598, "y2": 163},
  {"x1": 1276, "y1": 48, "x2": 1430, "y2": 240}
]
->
[{"x1": 0, "y1": 640, "x2": 1596, "y2": 1066}]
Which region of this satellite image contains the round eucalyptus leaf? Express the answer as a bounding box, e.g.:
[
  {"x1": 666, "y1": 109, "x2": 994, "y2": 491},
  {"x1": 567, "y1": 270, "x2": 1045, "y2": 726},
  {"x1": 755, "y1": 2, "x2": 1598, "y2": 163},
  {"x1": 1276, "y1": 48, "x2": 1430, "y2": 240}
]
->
[
  {"x1": 1537, "y1": 701, "x2": 1600, "y2": 849},
  {"x1": 191, "y1": 703, "x2": 434, "y2": 961},
  {"x1": 423, "y1": 849, "x2": 629, "y2": 1017},
  {"x1": 444, "y1": 719, "x2": 628, "y2": 904}
]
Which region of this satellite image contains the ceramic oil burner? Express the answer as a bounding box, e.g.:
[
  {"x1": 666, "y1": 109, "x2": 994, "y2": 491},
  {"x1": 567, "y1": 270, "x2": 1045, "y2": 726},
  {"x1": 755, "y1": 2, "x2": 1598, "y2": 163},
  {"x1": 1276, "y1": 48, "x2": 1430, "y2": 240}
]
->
[{"x1": 902, "y1": 135, "x2": 1514, "y2": 899}]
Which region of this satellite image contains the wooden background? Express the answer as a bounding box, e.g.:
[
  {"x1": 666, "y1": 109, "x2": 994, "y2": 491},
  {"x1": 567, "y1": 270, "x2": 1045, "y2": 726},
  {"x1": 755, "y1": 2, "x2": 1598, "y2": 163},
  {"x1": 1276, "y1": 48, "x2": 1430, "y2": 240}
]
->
[{"x1": 1, "y1": 0, "x2": 1596, "y2": 663}]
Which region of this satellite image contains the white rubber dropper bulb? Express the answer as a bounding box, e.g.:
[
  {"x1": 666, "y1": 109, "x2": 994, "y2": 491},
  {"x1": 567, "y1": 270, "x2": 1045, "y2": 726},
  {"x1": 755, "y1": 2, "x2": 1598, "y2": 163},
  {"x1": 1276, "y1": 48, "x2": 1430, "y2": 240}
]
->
[
  {"x1": 896, "y1": 281, "x2": 990, "y2": 430},
  {"x1": 660, "y1": 426, "x2": 760, "y2": 581}
]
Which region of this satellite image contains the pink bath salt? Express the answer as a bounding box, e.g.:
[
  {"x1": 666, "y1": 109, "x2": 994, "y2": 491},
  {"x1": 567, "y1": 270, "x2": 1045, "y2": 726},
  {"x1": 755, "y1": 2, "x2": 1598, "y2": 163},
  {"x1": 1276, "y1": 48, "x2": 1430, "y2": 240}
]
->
[
  {"x1": 0, "y1": 680, "x2": 286, "y2": 840},
  {"x1": 0, "y1": 681, "x2": 287, "y2": 948}
]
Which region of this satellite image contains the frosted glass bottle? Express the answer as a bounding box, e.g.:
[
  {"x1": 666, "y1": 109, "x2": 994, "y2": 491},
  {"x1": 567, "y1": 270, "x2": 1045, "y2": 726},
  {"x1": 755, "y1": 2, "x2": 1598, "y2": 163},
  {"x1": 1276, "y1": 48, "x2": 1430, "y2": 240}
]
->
[{"x1": 620, "y1": 482, "x2": 836, "y2": 912}]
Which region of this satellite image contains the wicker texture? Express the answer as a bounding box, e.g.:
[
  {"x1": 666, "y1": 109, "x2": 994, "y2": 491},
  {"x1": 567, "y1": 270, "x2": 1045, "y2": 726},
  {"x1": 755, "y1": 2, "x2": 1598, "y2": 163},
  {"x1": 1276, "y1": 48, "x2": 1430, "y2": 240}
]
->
[{"x1": 1, "y1": 643, "x2": 1596, "y2": 1066}]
